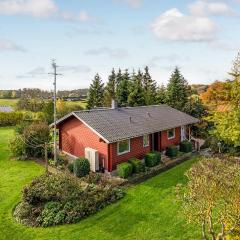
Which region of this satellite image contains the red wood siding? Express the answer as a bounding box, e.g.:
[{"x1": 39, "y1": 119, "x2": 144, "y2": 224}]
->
[
  {"x1": 58, "y1": 116, "x2": 109, "y2": 170},
  {"x1": 160, "y1": 127, "x2": 181, "y2": 151},
  {"x1": 109, "y1": 135, "x2": 151, "y2": 171}
]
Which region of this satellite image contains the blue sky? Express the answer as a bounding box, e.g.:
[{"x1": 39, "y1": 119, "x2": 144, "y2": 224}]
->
[{"x1": 0, "y1": 0, "x2": 239, "y2": 90}]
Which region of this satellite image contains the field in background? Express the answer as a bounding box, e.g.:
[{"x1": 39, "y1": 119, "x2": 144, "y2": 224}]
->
[
  {"x1": 0, "y1": 127, "x2": 200, "y2": 240},
  {"x1": 0, "y1": 99, "x2": 87, "y2": 110},
  {"x1": 0, "y1": 99, "x2": 18, "y2": 108}
]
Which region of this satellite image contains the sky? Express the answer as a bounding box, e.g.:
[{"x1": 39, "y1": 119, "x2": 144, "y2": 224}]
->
[{"x1": 0, "y1": 0, "x2": 239, "y2": 90}]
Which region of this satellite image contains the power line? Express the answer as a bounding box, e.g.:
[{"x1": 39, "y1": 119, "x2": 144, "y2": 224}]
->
[{"x1": 48, "y1": 59, "x2": 62, "y2": 165}]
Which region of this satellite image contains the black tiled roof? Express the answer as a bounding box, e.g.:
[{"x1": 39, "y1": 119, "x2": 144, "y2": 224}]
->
[{"x1": 66, "y1": 105, "x2": 199, "y2": 143}]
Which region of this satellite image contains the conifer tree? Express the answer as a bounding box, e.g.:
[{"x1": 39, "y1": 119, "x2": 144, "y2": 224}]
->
[
  {"x1": 128, "y1": 70, "x2": 145, "y2": 106},
  {"x1": 156, "y1": 84, "x2": 167, "y2": 104},
  {"x1": 116, "y1": 69, "x2": 129, "y2": 107},
  {"x1": 103, "y1": 68, "x2": 116, "y2": 107},
  {"x1": 142, "y1": 66, "x2": 157, "y2": 105},
  {"x1": 87, "y1": 73, "x2": 104, "y2": 109},
  {"x1": 166, "y1": 67, "x2": 189, "y2": 110}
]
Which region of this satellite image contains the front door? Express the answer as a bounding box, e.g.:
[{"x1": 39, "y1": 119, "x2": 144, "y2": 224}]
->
[{"x1": 153, "y1": 132, "x2": 159, "y2": 151}]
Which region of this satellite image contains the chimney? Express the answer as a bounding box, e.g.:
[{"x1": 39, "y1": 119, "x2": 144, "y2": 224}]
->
[
  {"x1": 129, "y1": 116, "x2": 132, "y2": 123},
  {"x1": 111, "y1": 99, "x2": 118, "y2": 109},
  {"x1": 147, "y1": 112, "x2": 151, "y2": 117}
]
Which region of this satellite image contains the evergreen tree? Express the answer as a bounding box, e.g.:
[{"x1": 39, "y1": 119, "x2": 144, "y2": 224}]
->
[
  {"x1": 116, "y1": 69, "x2": 130, "y2": 107},
  {"x1": 156, "y1": 84, "x2": 167, "y2": 104},
  {"x1": 103, "y1": 68, "x2": 116, "y2": 107},
  {"x1": 128, "y1": 70, "x2": 145, "y2": 106},
  {"x1": 142, "y1": 66, "x2": 157, "y2": 105},
  {"x1": 166, "y1": 67, "x2": 189, "y2": 110},
  {"x1": 87, "y1": 73, "x2": 104, "y2": 109}
]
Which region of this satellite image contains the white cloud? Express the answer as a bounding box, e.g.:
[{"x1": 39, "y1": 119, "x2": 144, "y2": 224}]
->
[
  {"x1": 0, "y1": 39, "x2": 26, "y2": 52},
  {"x1": 189, "y1": 1, "x2": 235, "y2": 16},
  {"x1": 85, "y1": 47, "x2": 129, "y2": 58},
  {"x1": 60, "y1": 10, "x2": 90, "y2": 22},
  {"x1": 151, "y1": 8, "x2": 217, "y2": 42},
  {"x1": 115, "y1": 0, "x2": 141, "y2": 8},
  {"x1": 0, "y1": 0, "x2": 58, "y2": 17},
  {"x1": 0, "y1": 0, "x2": 91, "y2": 22}
]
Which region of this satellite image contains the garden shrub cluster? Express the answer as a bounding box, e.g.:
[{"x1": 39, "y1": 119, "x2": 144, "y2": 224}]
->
[
  {"x1": 10, "y1": 122, "x2": 50, "y2": 159},
  {"x1": 73, "y1": 157, "x2": 90, "y2": 177},
  {"x1": 145, "y1": 152, "x2": 161, "y2": 167},
  {"x1": 117, "y1": 162, "x2": 133, "y2": 178},
  {"x1": 128, "y1": 158, "x2": 145, "y2": 173},
  {"x1": 166, "y1": 145, "x2": 178, "y2": 158},
  {"x1": 0, "y1": 112, "x2": 23, "y2": 126},
  {"x1": 14, "y1": 174, "x2": 125, "y2": 227},
  {"x1": 179, "y1": 140, "x2": 192, "y2": 153}
]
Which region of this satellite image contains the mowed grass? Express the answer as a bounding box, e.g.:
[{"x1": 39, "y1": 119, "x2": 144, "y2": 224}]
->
[
  {"x1": 0, "y1": 99, "x2": 18, "y2": 107},
  {"x1": 65, "y1": 100, "x2": 87, "y2": 109},
  {"x1": 0, "y1": 127, "x2": 200, "y2": 240}
]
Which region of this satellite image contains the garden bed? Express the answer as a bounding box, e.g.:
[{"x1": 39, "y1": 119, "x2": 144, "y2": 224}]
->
[{"x1": 124, "y1": 152, "x2": 197, "y2": 185}]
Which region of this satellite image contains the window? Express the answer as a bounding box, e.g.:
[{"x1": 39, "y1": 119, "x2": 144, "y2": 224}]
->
[
  {"x1": 117, "y1": 139, "x2": 130, "y2": 155},
  {"x1": 143, "y1": 135, "x2": 149, "y2": 147},
  {"x1": 167, "y1": 128, "x2": 175, "y2": 139}
]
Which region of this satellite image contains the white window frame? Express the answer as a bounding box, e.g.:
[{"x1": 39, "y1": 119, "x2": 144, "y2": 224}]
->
[
  {"x1": 143, "y1": 134, "x2": 149, "y2": 147},
  {"x1": 167, "y1": 128, "x2": 175, "y2": 140},
  {"x1": 117, "y1": 139, "x2": 130, "y2": 155}
]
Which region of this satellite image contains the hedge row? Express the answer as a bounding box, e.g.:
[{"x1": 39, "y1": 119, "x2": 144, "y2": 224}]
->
[{"x1": 117, "y1": 152, "x2": 161, "y2": 179}]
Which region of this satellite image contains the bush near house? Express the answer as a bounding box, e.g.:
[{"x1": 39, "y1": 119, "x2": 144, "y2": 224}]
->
[
  {"x1": 0, "y1": 112, "x2": 23, "y2": 126},
  {"x1": 166, "y1": 145, "x2": 178, "y2": 158},
  {"x1": 179, "y1": 140, "x2": 192, "y2": 153},
  {"x1": 145, "y1": 152, "x2": 161, "y2": 167},
  {"x1": 128, "y1": 158, "x2": 145, "y2": 173},
  {"x1": 117, "y1": 162, "x2": 133, "y2": 178},
  {"x1": 14, "y1": 174, "x2": 124, "y2": 227},
  {"x1": 73, "y1": 158, "x2": 90, "y2": 178},
  {"x1": 67, "y1": 163, "x2": 74, "y2": 173}
]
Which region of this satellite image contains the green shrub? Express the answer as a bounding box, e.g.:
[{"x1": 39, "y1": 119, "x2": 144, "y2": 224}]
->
[
  {"x1": 9, "y1": 135, "x2": 27, "y2": 160},
  {"x1": 0, "y1": 111, "x2": 23, "y2": 126},
  {"x1": 73, "y1": 157, "x2": 90, "y2": 178},
  {"x1": 128, "y1": 158, "x2": 145, "y2": 173},
  {"x1": 179, "y1": 140, "x2": 192, "y2": 153},
  {"x1": 166, "y1": 145, "x2": 178, "y2": 158},
  {"x1": 117, "y1": 162, "x2": 133, "y2": 178},
  {"x1": 144, "y1": 152, "x2": 161, "y2": 167},
  {"x1": 14, "y1": 174, "x2": 125, "y2": 227},
  {"x1": 58, "y1": 154, "x2": 68, "y2": 166},
  {"x1": 67, "y1": 163, "x2": 74, "y2": 172}
]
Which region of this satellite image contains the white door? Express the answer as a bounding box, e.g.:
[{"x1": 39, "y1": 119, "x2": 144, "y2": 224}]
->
[{"x1": 181, "y1": 126, "x2": 186, "y2": 141}]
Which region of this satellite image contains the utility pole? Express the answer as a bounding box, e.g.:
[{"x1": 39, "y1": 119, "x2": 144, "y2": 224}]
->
[
  {"x1": 49, "y1": 59, "x2": 62, "y2": 166},
  {"x1": 44, "y1": 142, "x2": 48, "y2": 174}
]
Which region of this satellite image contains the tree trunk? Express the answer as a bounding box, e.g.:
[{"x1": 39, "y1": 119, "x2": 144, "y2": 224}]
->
[{"x1": 202, "y1": 220, "x2": 208, "y2": 240}]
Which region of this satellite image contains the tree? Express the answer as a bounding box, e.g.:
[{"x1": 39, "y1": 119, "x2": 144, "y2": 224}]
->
[
  {"x1": 116, "y1": 69, "x2": 130, "y2": 107},
  {"x1": 166, "y1": 67, "x2": 189, "y2": 110},
  {"x1": 128, "y1": 70, "x2": 145, "y2": 106},
  {"x1": 86, "y1": 74, "x2": 104, "y2": 109},
  {"x1": 177, "y1": 157, "x2": 240, "y2": 240},
  {"x1": 142, "y1": 66, "x2": 157, "y2": 105},
  {"x1": 104, "y1": 69, "x2": 116, "y2": 107},
  {"x1": 43, "y1": 101, "x2": 54, "y2": 124},
  {"x1": 156, "y1": 84, "x2": 167, "y2": 104},
  {"x1": 183, "y1": 95, "x2": 207, "y2": 119}
]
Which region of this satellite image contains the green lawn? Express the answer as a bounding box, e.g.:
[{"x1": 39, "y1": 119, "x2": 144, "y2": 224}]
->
[
  {"x1": 0, "y1": 99, "x2": 18, "y2": 107},
  {"x1": 0, "y1": 127, "x2": 200, "y2": 240}
]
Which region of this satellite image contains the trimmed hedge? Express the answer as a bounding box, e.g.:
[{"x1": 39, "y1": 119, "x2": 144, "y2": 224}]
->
[
  {"x1": 128, "y1": 158, "x2": 145, "y2": 173},
  {"x1": 179, "y1": 140, "x2": 192, "y2": 153},
  {"x1": 73, "y1": 158, "x2": 90, "y2": 178},
  {"x1": 166, "y1": 145, "x2": 178, "y2": 158},
  {"x1": 117, "y1": 162, "x2": 133, "y2": 178},
  {"x1": 0, "y1": 111, "x2": 23, "y2": 126},
  {"x1": 145, "y1": 152, "x2": 161, "y2": 167}
]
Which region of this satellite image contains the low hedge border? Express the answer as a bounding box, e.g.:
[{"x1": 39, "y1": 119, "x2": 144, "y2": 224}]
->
[{"x1": 123, "y1": 152, "x2": 198, "y2": 186}]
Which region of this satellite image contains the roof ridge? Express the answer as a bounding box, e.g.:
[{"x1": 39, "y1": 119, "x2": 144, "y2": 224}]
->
[{"x1": 74, "y1": 104, "x2": 168, "y2": 113}]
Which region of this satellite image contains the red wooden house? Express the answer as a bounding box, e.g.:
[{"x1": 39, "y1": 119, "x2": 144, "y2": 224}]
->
[{"x1": 54, "y1": 104, "x2": 199, "y2": 173}]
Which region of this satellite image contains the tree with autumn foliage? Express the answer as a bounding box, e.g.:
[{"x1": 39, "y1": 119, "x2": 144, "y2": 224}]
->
[{"x1": 177, "y1": 157, "x2": 240, "y2": 240}]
